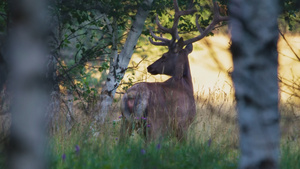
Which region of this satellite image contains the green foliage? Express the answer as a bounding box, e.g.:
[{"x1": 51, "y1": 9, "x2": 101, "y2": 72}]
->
[
  {"x1": 148, "y1": 0, "x2": 226, "y2": 41},
  {"x1": 0, "y1": 1, "x2": 7, "y2": 33},
  {"x1": 49, "y1": 0, "x2": 154, "y2": 103},
  {"x1": 98, "y1": 62, "x2": 110, "y2": 72},
  {"x1": 279, "y1": 0, "x2": 300, "y2": 32}
]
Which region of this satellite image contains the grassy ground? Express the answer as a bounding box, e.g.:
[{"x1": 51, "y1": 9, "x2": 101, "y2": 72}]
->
[
  {"x1": 47, "y1": 89, "x2": 300, "y2": 169},
  {"x1": 49, "y1": 134, "x2": 238, "y2": 169},
  {"x1": 1, "y1": 88, "x2": 300, "y2": 169},
  {"x1": 48, "y1": 119, "x2": 300, "y2": 169},
  {"x1": 49, "y1": 139, "x2": 300, "y2": 169}
]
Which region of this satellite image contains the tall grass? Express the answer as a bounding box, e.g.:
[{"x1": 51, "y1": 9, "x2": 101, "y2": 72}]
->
[
  {"x1": 1, "y1": 84, "x2": 300, "y2": 168},
  {"x1": 47, "y1": 85, "x2": 300, "y2": 169},
  {"x1": 48, "y1": 86, "x2": 239, "y2": 169},
  {"x1": 49, "y1": 123, "x2": 238, "y2": 169}
]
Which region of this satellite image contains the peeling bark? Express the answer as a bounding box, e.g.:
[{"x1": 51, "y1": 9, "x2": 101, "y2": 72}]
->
[
  {"x1": 95, "y1": 0, "x2": 153, "y2": 124},
  {"x1": 47, "y1": 54, "x2": 61, "y2": 134},
  {"x1": 229, "y1": 0, "x2": 280, "y2": 168},
  {"x1": 65, "y1": 89, "x2": 74, "y2": 133}
]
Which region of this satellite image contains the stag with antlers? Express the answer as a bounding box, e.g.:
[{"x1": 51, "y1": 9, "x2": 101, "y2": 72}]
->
[{"x1": 120, "y1": 0, "x2": 228, "y2": 142}]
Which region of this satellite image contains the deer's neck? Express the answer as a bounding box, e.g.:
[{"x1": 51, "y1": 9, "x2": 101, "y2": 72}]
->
[{"x1": 164, "y1": 59, "x2": 193, "y2": 94}]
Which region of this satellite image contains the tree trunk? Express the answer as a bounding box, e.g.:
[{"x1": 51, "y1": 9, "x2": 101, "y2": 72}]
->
[
  {"x1": 229, "y1": 0, "x2": 280, "y2": 169},
  {"x1": 0, "y1": 33, "x2": 8, "y2": 115},
  {"x1": 7, "y1": 0, "x2": 51, "y2": 169},
  {"x1": 0, "y1": 33, "x2": 7, "y2": 91},
  {"x1": 47, "y1": 0, "x2": 62, "y2": 134},
  {"x1": 65, "y1": 89, "x2": 74, "y2": 133},
  {"x1": 95, "y1": 0, "x2": 153, "y2": 124}
]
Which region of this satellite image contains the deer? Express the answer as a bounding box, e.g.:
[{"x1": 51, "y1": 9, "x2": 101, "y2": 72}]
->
[{"x1": 120, "y1": 0, "x2": 228, "y2": 142}]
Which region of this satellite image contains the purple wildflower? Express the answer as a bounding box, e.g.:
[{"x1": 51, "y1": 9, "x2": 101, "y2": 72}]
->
[
  {"x1": 142, "y1": 117, "x2": 147, "y2": 120},
  {"x1": 115, "y1": 137, "x2": 118, "y2": 140},
  {"x1": 135, "y1": 117, "x2": 139, "y2": 120},
  {"x1": 119, "y1": 115, "x2": 122, "y2": 118},
  {"x1": 147, "y1": 124, "x2": 151, "y2": 127},
  {"x1": 75, "y1": 145, "x2": 80, "y2": 155},
  {"x1": 141, "y1": 149, "x2": 146, "y2": 155},
  {"x1": 156, "y1": 143, "x2": 161, "y2": 150},
  {"x1": 208, "y1": 138, "x2": 212, "y2": 147},
  {"x1": 62, "y1": 153, "x2": 66, "y2": 161}
]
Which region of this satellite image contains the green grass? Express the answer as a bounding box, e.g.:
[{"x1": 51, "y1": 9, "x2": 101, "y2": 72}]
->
[
  {"x1": 280, "y1": 141, "x2": 300, "y2": 169},
  {"x1": 48, "y1": 94, "x2": 240, "y2": 169},
  {"x1": 48, "y1": 125, "x2": 300, "y2": 169},
  {"x1": 45, "y1": 95, "x2": 300, "y2": 169},
  {"x1": 49, "y1": 126, "x2": 238, "y2": 169}
]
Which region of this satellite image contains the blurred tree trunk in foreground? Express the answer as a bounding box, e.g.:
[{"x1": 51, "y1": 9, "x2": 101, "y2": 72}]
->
[
  {"x1": 0, "y1": 33, "x2": 7, "y2": 91},
  {"x1": 229, "y1": 0, "x2": 280, "y2": 168},
  {"x1": 7, "y1": 0, "x2": 51, "y2": 169}
]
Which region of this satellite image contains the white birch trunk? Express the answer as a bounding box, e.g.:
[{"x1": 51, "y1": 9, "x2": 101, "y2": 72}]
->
[
  {"x1": 229, "y1": 0, "x2": 280, "y2": 168},
  {"x1": 95, "y1": 0, "x2": 153, "y2": 123},
  {"x1": 65, "y1": 89, "x2": 74, "y2": 133},
  {"x1": 48, "y1": 55, "x2": 61, "y2": 134},
  {"x1": 8, "y1": 0, "x2": 50, "y2": 169}
]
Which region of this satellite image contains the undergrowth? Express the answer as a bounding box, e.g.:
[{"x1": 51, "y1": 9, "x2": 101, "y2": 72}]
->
[
  {"x1": 1, "y1": 87, "x2": 300, "y2": 168},
  {"x1": 48, "y1": 122, "x2": 300, "y2": 169},
  {"x1": 49, "y1": 123, "x2": 238, "y2": 169}
]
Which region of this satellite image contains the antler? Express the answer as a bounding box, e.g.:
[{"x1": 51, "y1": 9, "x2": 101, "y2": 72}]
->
[
  {"x1": 183, "y1": 1, "x2": 229, "y2": 45},
  {"x1": 149, "y1": 0, "x2": 229, "y2": 47},
  {"x1": 149, "y1": 0, "x2": 197, "y2": 47}
]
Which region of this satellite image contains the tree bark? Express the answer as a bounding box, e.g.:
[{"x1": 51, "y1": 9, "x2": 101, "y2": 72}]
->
[
  {"x1": 229, "y1": 0, "x2": 280, "y2": 169},
  {"x1": 95, "y1": 0, "x2": 153, "y2": 124},
  {"x1": 65, "y1": 89, "x2": 74, "y2": 133},
  {"x1": 7, "y1": 0, "x2": 51, "y2": 169},
  {"x1": 47, "y1": 1, "x2": 62, "y2": 134},
  {"x1": 0, "y1": 33, "x2": 7, "y2": 91}
]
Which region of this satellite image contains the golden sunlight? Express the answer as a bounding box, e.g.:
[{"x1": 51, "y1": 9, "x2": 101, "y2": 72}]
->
[{"x1": 122, "y1": 34, "x2": 300, "y2": 101}]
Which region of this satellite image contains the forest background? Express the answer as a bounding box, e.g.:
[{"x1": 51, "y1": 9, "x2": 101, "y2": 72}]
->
[{"x1": 0, "y1": 0, "x2": 300, "y2": 168}]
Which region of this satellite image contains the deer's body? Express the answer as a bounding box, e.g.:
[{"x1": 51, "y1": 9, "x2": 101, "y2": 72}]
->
[
  {"x1": 119, "y1": 0, "x2": 228, "y2": 142},
  {"x1": 122, "y1": 82, "x2": 195, "y2": 139},
  {"x1": 120, "y1": 45, "x2": 196, "y2": 141}
]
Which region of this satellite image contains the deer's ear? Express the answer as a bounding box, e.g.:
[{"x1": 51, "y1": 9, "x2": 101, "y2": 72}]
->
[
  {"x1": 174, "y1": 37, "x2": 184, "y2": 53},
  {"x1": 184, "y1": 43, "x2": 193, "y2": 54}
]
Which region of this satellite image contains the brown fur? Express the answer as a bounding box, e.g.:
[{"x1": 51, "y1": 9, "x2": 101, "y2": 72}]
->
[{"x1": 120, "y1": 42, "x2": 196, "y2": 142}]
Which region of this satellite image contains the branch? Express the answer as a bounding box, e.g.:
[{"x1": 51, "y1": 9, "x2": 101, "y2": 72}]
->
[
  {"x1": 53, "y1": 54, "x2": 89, "y2": 115},
  {"x1": 279, "y1": 29, "x2": 300, "y2": 62}
]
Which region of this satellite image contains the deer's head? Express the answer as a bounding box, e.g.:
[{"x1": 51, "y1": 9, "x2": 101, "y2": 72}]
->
[
  {"x1": 147, "y1": 0, "x2": 228, "y2": 78},
  {"x1": 147, "y1": 38, "x2": 193, "y2": 79}
]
